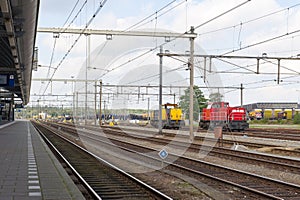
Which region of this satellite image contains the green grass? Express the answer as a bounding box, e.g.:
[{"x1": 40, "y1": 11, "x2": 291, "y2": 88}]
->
[
  {"x1": 248, "y1": 114, "x2": 300, "y2": 129},
  {"x1": 249, "y1": 123, "x2": 300, "y2": 129}
]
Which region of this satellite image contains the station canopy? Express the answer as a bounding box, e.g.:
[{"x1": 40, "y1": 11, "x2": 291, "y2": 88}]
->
[{"x1": 0, "y1": 0, "x2": 39, "y2": 105}]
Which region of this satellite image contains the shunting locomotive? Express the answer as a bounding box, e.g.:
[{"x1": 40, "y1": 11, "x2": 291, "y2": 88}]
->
[
  {"x1": 199, "y1": 102, "x2": 249, "y2": 131},
  {"x1": 150, "y1": 103, "x2": 185, "y2": 129}
]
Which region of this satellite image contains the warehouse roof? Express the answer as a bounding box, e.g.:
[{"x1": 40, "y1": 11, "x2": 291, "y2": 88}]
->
[{"x1": 243, "y1": 102, "x2": 299, "y2": 111}]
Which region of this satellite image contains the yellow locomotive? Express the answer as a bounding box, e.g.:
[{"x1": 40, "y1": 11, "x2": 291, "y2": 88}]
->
[{"x1": 150, "y1": 103, "x2": 185, "y2": 129}]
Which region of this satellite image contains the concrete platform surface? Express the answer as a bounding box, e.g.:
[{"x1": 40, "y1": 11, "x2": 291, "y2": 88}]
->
[{"x1": 0, "y1": 120, "x2": 85, "y2": 199}]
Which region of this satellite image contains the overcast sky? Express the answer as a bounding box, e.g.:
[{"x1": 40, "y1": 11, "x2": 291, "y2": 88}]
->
[{"x1": 32, "y1": 0, "x2": 300, "y2": 108}]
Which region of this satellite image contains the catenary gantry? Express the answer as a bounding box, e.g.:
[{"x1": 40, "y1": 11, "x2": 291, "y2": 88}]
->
[{"x1": 0, "y1": 0, "x2": 39, "y2": 105}]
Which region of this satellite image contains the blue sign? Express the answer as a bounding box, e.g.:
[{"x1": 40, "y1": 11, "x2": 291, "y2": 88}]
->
[
  {"x1": 9, "y1": 75, "x2": 14, "y2": 87},
  {"x1": 158, "y1": 149, "x2": 168, "y2": 159}
]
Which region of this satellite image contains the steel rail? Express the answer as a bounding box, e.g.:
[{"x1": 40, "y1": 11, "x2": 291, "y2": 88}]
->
[
  {"x1": 33, "y1": 122, "x2": 102, "y2": 199},
  {"x1": 43, "y1": 121, "x2": 300, "y2": 199},
  {"x1": 51, "y1": 122, "x2": 300, "y2": 173},
  {"x1": 32, "y1": 121, "x2": 173, "y2": 200}
]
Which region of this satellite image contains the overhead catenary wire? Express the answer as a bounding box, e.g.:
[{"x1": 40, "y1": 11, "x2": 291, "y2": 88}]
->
[
  {"x1": 74, "y1": 63, "x2": 187, "y2": 96},
  {"x1": 220, "y1": 73, "x2": 300, "y2": 96},
  {"x1": 41, "y1": 0, "x2": 87, "y2": 96},
  {"x1": 223, "y1": 28, "x2": 300, "y2": 56},
  {"x1": 49, "y1": 0, "x2": 86, "y2": 68},
  {"x1": 38, "y1": 1, "x2": 92, "y2": 98},
  {"x1": 89, "y1": 0, "x2": 251, "y2": 91},
  {"x1": 56, "y1": 63, "x2": 191, "y2": 105},
  {"x1": 207, "y1": 29, "x2": 300, "y2": 77},
  {"x1": 85, "y1": 0, "x2": 187, "y2": 73},
  {"x1": 194, "y1": 52, "x2": 300, "y2": 76},
  {"x1": 191, "y1": 49, "x2": 300, "y2": 83},
  {"x1": 123, "y1": 0, "x2": 179, "y2": 32},
  {"x1": 194, "y1": 0, "x2": 251, "y2": 30},
  {"x1": 35, "y1": 0, "x2": 300, "y2": 105},
  {"x1": 194, "y1": 2, "x2": 300, "y2": 78},
  {"x1": 34, "y1": 0, "x2": 253, "y2": 107},
  {"x1": 95, "y1": 1, "x2": 251, "y2": 82},
  {"x1": 93, "y1": 0, "x2": 188, "y2": 72},
  {"x1": 39, "y1": 0, "x2": 83, "y2": 97},
  {"x1": 199, "y1": 73, "x2": 300, "y2": 96},
  {"x1": 198, "y1": 2, "x2": 300, "y2": 37},
  {"x1": 61, "y1": 0, "x2": 81, "y2": 29},
  {"x1": 121, "y1": 1, "x2": 300, "y2": 103},
  {"x1": 129, "y1": 0, "x2": 187, "y2": 31},
  {"x1": 55, "y1": 0, "x2": 189, "y2": 95},
  {"x1": 81, "y1": 1, "x2": 192, "y2": 105},
  {"x1": 220, "y1": 69, "x2": 300, "y2": 96},
  {"x1": 41, "y1": 0, "x2": 108, "y2": 97}
]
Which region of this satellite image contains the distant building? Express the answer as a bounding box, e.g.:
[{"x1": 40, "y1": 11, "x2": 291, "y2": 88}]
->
[
  {"x1": 243, "y1": 102, "x2": 299, "y2": 112},
  {"x1": 243, "y1": 102, "x2": 300, "y2": 120}
]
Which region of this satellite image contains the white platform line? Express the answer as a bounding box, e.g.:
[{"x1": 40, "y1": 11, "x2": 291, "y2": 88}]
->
[{"x1": 27, "y1": 122, "x2": 42, "y2": 197}]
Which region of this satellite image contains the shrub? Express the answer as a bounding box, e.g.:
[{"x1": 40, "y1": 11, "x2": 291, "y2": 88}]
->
[
  {"x1": 260, "y1": 118, "x2": 268, "y2": 124},
  {"x1": 293, "y1": 114, "x2": 300, "y2": 124}
]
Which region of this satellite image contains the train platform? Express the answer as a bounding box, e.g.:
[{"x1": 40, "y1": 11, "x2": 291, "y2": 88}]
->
[{"x1": 0, "y1": 120, "x2": 85, "y2": 200}]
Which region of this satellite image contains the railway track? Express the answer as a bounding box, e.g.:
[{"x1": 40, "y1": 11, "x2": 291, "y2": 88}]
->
[
  {"x1": 31, "y1": 121, "x2": 172, "y2": 200},
  {"x1": 47, "y1": 122, "x2": 300, "y2": 174},
  {"x1": 223, "y1": 128, "x2": 300, "y2": 141},
  {"x1": 81, "y1": 123, "x2": 300, "y2": 157},
  {"x1": 37, "y1": 121, "x2": 300, "y2": 199},
  {"x1": 94, "y1": 134, "x2": 300, "y2": 199},
  {"x1": 96, "y1": 125, "x2": 300, "y2": 174},
  {"x1": 82, "y1": 121, "x2": 300, "y2": 142},
  {"x1": 250, "y1": 127, "x2": 300, "y2": 134},
  {"x1": 70, "y1": 123, "x2": 273, "y2": 149}
]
